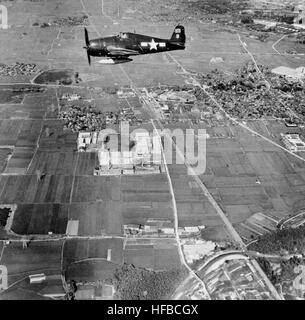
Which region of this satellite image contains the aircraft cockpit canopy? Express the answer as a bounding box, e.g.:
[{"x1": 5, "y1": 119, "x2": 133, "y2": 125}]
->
[{"x1": 117, "y1": 32, "x2": 128, "y2": 39}]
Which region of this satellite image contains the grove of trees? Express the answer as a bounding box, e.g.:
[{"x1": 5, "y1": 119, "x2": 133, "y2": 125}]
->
[
  {"x1": 113, "y1": 263, "x2": 187, "y2": 300},
  {"x1": 249, "y1": 225, "x2": 305, "y2": 254}
]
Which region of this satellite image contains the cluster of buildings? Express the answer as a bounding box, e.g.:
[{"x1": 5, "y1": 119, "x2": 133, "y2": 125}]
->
[
  {"x1": 123, "y1": 219, "x2": 205, "y2": 238},
  {"x1": 203, "y1": 255, "x2": 274, "y2": 300},
  {"x1": 61, "y1": 93, "x2": 81, "y2": 102},
  {"x1": 78, "y1": 126, "x2": 164, "y2": 175},
  {"x1": 0, "y1": 62, "x2": 38, "y2": 77},
  {"x1": 145, "y1": 87, "x2": 199, "y2": 123},
  {"x1": 281, "y1": 133, "x2": 305, "y2": 152},
  {"x1": 96, "y1": 130, "x2": 163, "y2": 175},
  {"x1": 117, "y1": 87, "x2": 149, "y2": 125},
  {"x1": 247, "y1": 1, "x2": 305, "y2": 26},
  {"x1": 117, "y1": 87, "x2": 136, "y2": 98}
]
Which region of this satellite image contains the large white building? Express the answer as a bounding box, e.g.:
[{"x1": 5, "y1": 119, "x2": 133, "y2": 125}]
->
[
  {"x1": 77, "y1": 129, "x2": 163, "y2": 175},
  {"x1": 96, "y1": 131, "x2": 162, "y2": 174},
  {"x1": 272, "y1": 66, "x2": 305, "y2": 80}
]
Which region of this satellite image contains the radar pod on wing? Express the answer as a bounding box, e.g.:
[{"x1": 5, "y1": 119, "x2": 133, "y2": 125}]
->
[{"x1": 83, "y1": 25, "x2": 186, "y2": 65}]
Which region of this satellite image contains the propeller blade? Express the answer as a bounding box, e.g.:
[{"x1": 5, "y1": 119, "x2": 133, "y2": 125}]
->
[
  {"x1": 84, "y1": 27, "x2": 89, "y2": 48},
  {"x1": 84, "y1": 28, "x2": 91, "y2": 65},
  {"x1": 87, "y1": 51, "x2": 91, "y2": 65}
]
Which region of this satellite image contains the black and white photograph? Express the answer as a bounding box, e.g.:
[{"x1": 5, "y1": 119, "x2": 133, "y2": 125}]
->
[{"x1": 0, "y1": 0, "x2": 305, "y2": 306}]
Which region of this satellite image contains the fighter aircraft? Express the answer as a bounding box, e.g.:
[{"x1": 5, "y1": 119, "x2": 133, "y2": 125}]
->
[{"x1": 83, "y1": 25, "x2": 185, "y2": 64}]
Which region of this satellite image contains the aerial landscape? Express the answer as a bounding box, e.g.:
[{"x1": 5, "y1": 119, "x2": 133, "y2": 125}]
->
[{"x1": 0, "y1": 0, "x2": 305, "y2": 301}]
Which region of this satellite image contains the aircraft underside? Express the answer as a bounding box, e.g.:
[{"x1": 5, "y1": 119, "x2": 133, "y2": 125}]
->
[{"x1": 97, "y1": 57, "x2": 133, "y2": 64}]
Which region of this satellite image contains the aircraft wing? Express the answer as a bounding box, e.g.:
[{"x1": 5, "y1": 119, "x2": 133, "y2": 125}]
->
[{"x1": 107, "y1": 46, "x2": 140, "y2": 57}]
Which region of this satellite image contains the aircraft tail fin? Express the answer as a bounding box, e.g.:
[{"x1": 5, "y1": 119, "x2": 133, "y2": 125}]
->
[{"x1": 170, "y1": 25, "x2": 185, "y2": 44}]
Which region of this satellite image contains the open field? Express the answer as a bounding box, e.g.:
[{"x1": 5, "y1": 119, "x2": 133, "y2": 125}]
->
[
  {"x1": 11, "y1": 204, "x2": 69, "y2": 235},
  {"x1": 9, "y1": 174, "x2": 175, "y2": 236},
  {"x1": 124, "y1": 239, "x2": 181, "y2": 271},
  {"x1": 70, "y1": 202, "x2": 122, "y2": 236},
  {"x1": 0, "y1": 175, "x2": 73, "y2": 204},
  {"x1": 163, "y1": 116, "x2": 305, "y2": 243},
  {"x1": 0, "y1": 285, "x2": 50, "y2": 300},
  {"x1": 63, "y1": 238, "x2": 124, "y2": 266},
  {"x1": 0, "y1": 241, "x2": 63, "y2": 286},
  {"x1": 65, "y1": 259, "x2": 118, "y2": 283},
  {"x1": 0, "y1": 148, "x2": 12, "y2": 173},
  {"x1": 201, "y1": 124, "x2": 305, "y2": 242},
  {"x1": 63, "y1": 238, "x2": 182, "y2": 285},
  {"x1": 27, "y1": 151, "x2": 78, "y2": 175}
]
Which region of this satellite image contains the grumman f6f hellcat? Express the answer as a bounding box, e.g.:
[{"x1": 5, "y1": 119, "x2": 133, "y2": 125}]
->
[{"x1": 83, "y1": 25, "x2": 185, "y2": 64}]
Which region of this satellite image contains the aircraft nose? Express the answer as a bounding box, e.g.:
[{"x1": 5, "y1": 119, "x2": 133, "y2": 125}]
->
[
  {"x1": 89, "y1": 40, "x2": 99, "y2": 49},
  {"x1": 87, "y1": 40, "x2": 102, "y2": 55},
  {"x1": 84, "y1": 40, "x2": 100, "y2": 56}
]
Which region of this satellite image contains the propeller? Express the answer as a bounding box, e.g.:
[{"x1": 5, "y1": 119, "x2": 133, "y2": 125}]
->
[{"x1": 83, "y1": 28, "x2": 91, "y2": 65}]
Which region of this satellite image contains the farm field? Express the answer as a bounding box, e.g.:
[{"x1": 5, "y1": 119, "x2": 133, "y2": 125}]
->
[
  {"x1": 9, "y1": 173, "x2": 175, "y2": 236},
  {"x1": 62, "y1": 237, "x2": 180, "y2": 284},
  {"x1": 0, "y1": 174, "x2": 73, "y2": 204},
  {"x1": 11, "y1": 204, "x2": 69, "y2": 235},
  {"x1": 201, "y1": 125, "x2": 305, "y2": 242},
  {"x1": 0, "y1": 149, "x2": 12, "y2": 173},
  {"x1": 65, "y1": 259, "x2": 118, "y2": 283},
  {"x1": 124, "y1": 239, "x2": 181, "y2": 271},
  {"x1": 63, "y1": 238, "x2": 124, "y2": 266},
  {"x1": 0, "y1": 241, "x2": 63, "y2": 286},
  {"x1": 163, "y1": 118, "x2": 305, "y2": 243}
]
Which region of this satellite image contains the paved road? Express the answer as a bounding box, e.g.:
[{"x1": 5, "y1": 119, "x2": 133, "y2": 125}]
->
[{"x1": 272, "y1": 34, "x2": 286, "y2": 55}]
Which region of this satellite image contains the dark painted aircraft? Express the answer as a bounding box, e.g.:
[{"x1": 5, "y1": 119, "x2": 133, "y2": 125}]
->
[{"x1": 83, "y1": 25, "x2": 185, "y2": 64}]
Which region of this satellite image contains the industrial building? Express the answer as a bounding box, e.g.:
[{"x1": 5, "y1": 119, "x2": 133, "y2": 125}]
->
[
  {"x1": 272, "y1": 66, "x2": 305, "y2": 80},
  {"x1": 281, "y1": 133, "x2": 305, "y2": 152},
  {"x1": 77, "y1": 131, "x2": 99, "y2": 151},
  {"x1": 95, "y1": 130, "x2": 164, "y2": 175},
  {"x1": 77, "y1": 124, "x2": 164, "y2": 175}
]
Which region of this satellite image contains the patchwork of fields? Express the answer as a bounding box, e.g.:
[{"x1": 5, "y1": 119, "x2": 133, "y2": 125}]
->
[{"x1": 1, "y1": 0, "x2": 305, "y2": 300}]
